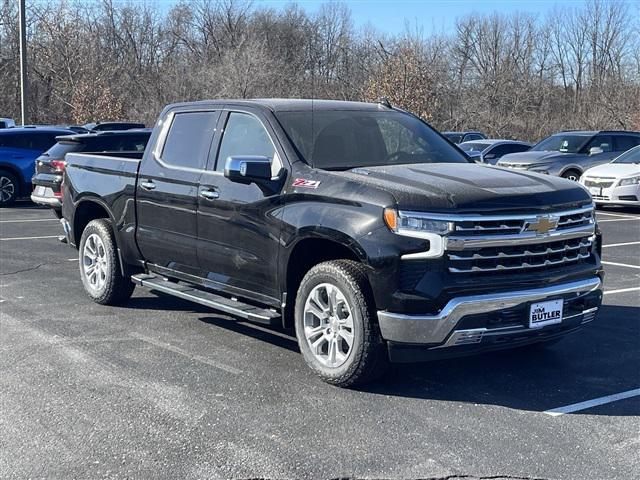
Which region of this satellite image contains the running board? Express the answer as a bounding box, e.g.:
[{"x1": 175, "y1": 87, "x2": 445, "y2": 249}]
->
[{"x1": 131, "y1": 274, "x2": 281, "y2": 325}]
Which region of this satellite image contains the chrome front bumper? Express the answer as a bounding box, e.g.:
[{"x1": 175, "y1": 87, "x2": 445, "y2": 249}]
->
[{"x1": 377, "y1": 277, "x2": 602, "y2": 346}]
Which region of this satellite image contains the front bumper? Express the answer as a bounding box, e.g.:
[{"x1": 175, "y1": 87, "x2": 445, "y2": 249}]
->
[
  {"x1": 378, "y1": 276, "x2": 602, "y2": 359},
  {"x1": 590, "y1": 183, "x2": 640, "y2": 206}
]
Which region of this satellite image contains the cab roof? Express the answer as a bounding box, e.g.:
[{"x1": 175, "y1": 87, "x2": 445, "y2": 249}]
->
[{"x1": 167, "y1": 98, "x2": 391, "y2": 113}]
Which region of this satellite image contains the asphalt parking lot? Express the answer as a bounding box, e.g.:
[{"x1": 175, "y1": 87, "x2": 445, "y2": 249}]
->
[{"x1": 1, "y1": 203, "x2": 638, "y2": 479}]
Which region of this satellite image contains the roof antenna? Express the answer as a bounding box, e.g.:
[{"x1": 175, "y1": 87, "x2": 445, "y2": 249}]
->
[{"x1": 378, "y1": 97, "x2": 392, "y2": 109}]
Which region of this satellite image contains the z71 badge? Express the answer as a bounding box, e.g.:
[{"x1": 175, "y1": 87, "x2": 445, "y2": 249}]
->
[{"x1": 293, "y1": 178, "x2": 321, "y2": 189}]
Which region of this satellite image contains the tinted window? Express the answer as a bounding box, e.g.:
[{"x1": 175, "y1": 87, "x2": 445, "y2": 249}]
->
[
  {"x1": 531, "y1": 134, "x2": 591, "y2": 153},
  {"x1": 0, "y1": 133, "x2": 21, "y2": 148},
  {"x1": 161, "y1": 112, "x2": 218, "y2": 169},
  {"x1": 43, "y1": 141, "x2": 81, "y2": 159},
  {"x1": 0, "y1": 132, "x2": 58, "y2": 151},
  {"x1": 216, "y1": 112, "x2": 277, "y2": 172},
  {"x1": 444, "y1": 133, "x2": 463, "y2": 143},
  {"x1": 612, "y1": 145, "x2": 640, "y2": 164},
  {"x1": 459, "y1": 142, "x2": 488, "y2": 153},
  {"x1": 276, "y1": 110, "x2": 468, "y2": 170},
  {"x1": 465, "y1": 133, "x2": 484, "y2": 141},
  {"x1": 583, "y1": 135, "x2": 613, "y2": 152},
  {"x1": 614, "y1": 135, "x2": 640, "y2": 152},
  {"x1": 489, "y1": 144, "x2": 530, "y2": 158},
  {"x1": 85, "y1": 134, "x2": 150, "y2": 152}
]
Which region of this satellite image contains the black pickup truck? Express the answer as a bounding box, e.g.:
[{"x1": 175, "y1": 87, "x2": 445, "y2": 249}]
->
[{"x1": 61, "y1": 99, "x2": 603, "y2": 386}]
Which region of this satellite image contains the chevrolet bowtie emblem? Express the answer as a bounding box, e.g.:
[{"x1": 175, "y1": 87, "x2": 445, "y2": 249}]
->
[{"x1": 524, "y1": 215, "x2": 559, "y2": 234}]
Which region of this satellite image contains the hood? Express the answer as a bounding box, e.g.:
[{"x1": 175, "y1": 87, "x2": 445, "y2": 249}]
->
[
  {"x1": 583, "y1": 162, "x2": 640, "y2": 178},
  {"x1": 497, "y1": 150, "x2": 577, "y2": 165},
  {"x1": 335, "y1": 163, "x2": 591, "y2": 213}
]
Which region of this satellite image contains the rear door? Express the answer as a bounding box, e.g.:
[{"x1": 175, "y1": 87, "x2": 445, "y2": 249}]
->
[
  {"x1": 136, "y1": 109, "x2": 221, "y2": 274},
  {"x1": 196, "y1": 108, "x2": 286, "y2": 305}
]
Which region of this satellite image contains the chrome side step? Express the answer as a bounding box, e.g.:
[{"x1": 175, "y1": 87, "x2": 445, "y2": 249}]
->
[{"x1": 131, "y1": 274, "x2": 281, "y2": 325}]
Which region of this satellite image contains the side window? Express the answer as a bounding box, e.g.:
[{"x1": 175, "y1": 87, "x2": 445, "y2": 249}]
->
[
  {"x1": 160, "y1": 111, "x2": 218, "y2": 169},
  {"x1": 486, "y1": 144, "x2": 511, "y2": 158},
  {"x1": 31, "y1": 133, "x2": 59, "y2": 151},
  {"x1": 466, "y1": 134, "x2": 483, "y2": 142},
  {"x1": 614, "y1": 135, "x2": 640, "y2": 152},
  {"x1": 216, "y1": 112, "x2": 278, "y2": 172},
  {"x1": 508, "y1": 144, "x2": 531, "y2": 154},
  {"x1": 0, "y1": 133, "x2": 20, "y2": 148},
  {"x1": 584, "y1": 135, "x2": 613, "y2": 153}
]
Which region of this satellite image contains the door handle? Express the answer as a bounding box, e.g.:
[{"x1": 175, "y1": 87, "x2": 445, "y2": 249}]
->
[
  {"x1": 140, "y1": 180, "x2": 156, "y2": 191},
  {"x1": 200, "y1": 189, "x2": 219, "y2": 200}
]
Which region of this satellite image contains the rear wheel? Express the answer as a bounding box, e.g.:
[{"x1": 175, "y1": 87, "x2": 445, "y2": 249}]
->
[
  {"x1": 294, "y1": 260, "x2": 388, "y2": 387},
  {"x1": 79, "y1": 219, "x2": 135, "y2": 305},
  {"x1": 0, "y1": 170, "x2": 18, "y2": 206},
  {"x1": 562, "y1": 169, "x2": 581, "y2": 181}
]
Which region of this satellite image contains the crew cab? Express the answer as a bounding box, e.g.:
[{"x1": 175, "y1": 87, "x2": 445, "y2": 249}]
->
[{"x1": 61, "y1": 99, "x2": 604, "y2": 386}]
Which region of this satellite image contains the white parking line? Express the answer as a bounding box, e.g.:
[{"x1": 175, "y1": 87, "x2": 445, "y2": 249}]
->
[
  {"x1": 544, "y1": 388, "x2": 640, "y2": 416},
  {"x1": 0, "y1": 235, "x2": 59, "y2": 241},
  {"x1": 602, "y1": 241, "x2": 640, "y2": 248},
  {"x1": 130, "y1": 332, "x2": 242, "y2": 375},
  {"x1": 596, "y1": 211, "x2": 640, "y2": 219},
  {"x1": 0, "y1": 218, "x2": 59, "y2": 223},
  {"x1": 601, "y1": 260, "x2": 640, "y2": 269},
  {"x1": 597, "y1": 218, "x2": 640, "y2": 223},
  {"x1": 604, "y1": 287, "x2": 640, "y2": 295}
]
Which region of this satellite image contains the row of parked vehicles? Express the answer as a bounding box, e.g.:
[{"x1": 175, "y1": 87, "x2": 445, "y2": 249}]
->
[{"x1": 0, "y1": 101, "x2": 637, "y2": 387}]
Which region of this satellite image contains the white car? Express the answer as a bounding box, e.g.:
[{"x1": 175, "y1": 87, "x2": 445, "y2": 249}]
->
[{"x1": 580, "y1": 145, "x2": 640, "y2": 207}]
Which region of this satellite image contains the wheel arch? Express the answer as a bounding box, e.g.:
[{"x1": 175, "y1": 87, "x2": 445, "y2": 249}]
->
[{"x1": 72, "y1": 198, "x2": 115, "y2": 249}]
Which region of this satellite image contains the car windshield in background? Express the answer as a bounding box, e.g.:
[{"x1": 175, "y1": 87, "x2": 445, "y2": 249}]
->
[
  {"x1": 531, "y1": 134, "x2": 591, "y2": 153},
  {"x1": 43, "y1": 141, "x2": 80, "y2": 158},
  {"x1": 275, "y1": 110, "x2": 469, "y2": 170},
  {"x1": 613, "y1": 145, "x2": 640, "y2": 164},
  {"x1": 444, "y1": 133, "x2": 464, "y2": 143},
  {"x1": 459, "y1": 142, "x2": 488, "y2": 153}
]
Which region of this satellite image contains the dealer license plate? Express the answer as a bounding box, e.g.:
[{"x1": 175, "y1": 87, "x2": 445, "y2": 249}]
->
[
  {"x1": 34, "y1": 186, "x2": 46, "y2": 196},
  {"x1": 588, "y1": 186, "x2": 602, "y2": 197},
  {"x1": 529, "y1": 299, "x2": 563, "y2": 328}
]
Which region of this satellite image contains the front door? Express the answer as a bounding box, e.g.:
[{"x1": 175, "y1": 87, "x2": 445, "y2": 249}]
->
[
  {"x1": 136, "y1": 109, "x2": 220, "y2": 275},
  {"x1": 196, "y1": 109, "x2": 286, "y2": 306}
]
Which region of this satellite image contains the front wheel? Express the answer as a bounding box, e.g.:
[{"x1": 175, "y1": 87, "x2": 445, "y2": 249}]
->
[
  {"x1": 562, "y1": 169, "x2": 581, "y2": 181},
  {"x1": 294, "y1": 260, "x2": 388, "y2": 387},
  {"x1": 79, "y1": 219, "x2": 135, "y2": 305}
]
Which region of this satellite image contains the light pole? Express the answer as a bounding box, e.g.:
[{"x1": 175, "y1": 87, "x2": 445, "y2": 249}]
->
[{"x1": 18, "y1": 0, "x2": 28, "y2": 126}]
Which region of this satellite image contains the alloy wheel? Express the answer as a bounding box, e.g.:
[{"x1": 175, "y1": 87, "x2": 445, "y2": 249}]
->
[
  {"x1": 0, "y1": 176, "x2": 15, "y2": 203},
  {"x1": 303, "y1": 283, "x2": 355, "y2": 368},
  {"x1": 82, "y1": 233, "x2": 108, "y2": 291}
]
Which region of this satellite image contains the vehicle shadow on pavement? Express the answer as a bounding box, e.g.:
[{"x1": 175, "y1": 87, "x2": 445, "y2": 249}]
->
[{"x1": 360, "y1": 304, "x2": 639, "y2": 416}]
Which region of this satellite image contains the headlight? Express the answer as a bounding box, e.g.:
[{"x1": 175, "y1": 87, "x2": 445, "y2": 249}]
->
[
  {"x1": 383, "y1": 209, "x2": 451, "y2": 258},
  {"x1": 618, "y1": 175, "x2": 640, "y2": 186},
  {"x1": 528, "y1": 162, "x2": 553, "y2": 171}
]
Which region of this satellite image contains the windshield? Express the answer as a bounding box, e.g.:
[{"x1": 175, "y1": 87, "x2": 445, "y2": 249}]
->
[
  {"x1": 459, "y1": 142, "x2": 488, "y2": 153},
  {"x1": 531, "y1": 134, "x2": 591, "y2": 153},
  {"x1": 613, "y1": 145, "x2": 640, "y2": 164},
  {"x1": 275, "y1": 110, "x2": 469, "y2": 170}
]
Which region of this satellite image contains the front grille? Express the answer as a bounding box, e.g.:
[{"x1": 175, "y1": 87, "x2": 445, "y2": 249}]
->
[
  {"x1": 452, "y1": 208, "x2": 594, "y2": 236},
  {"x1": 499, "y1": 162, "x2": 529, "y2": 169},
  {"x1": 448, "y1": 236, "x2": 593, "y2": 273},
  {"x1": 446, "y1": 205, "x2": 595, "y2": 275},
  {"x1": 583, "y1": 177, "x2": 616, "y2": 188},
  {"x1": 592, "y1": 194, "x2": 610, "y2": 201}
]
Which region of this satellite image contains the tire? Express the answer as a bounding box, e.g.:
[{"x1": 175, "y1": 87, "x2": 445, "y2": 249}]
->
[
  {"x1": 294, "y1": 260, "x2": 388, "y2": 387},
  {"x1": 0, "y1": 170, "x2": 19, "y2": 207},
  {"x1": 79, "y1": 219, "x2": 135, "y2": 305},
  {"x1": 561, "y1": 169, "x2": 581, "y2": 181}
]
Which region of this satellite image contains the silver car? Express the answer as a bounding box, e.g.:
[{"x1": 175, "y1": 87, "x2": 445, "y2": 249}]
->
[
  {"x1": 459, "y1": 139, "x2": 532, "y2": 165},
  {"x1": 497, "y1": 130, "x2": 640, "y2": 180}
]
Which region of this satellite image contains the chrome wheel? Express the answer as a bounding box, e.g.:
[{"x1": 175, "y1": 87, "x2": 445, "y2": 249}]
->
[
  {"x1": 82, "y1": 233, "x2": 108, "y2": 291},
  {"x1": 0, "y1": 176, "x2": 15, "y2": 203},
  {"x1": 303, "y1": 283, "x2": 354, "y2": 368}
]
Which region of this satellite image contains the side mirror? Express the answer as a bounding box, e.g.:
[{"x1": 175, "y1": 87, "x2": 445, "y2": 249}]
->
[
  {"x1": 589, "y1": 146, "x2": 604, "y2": 156},
  {"x1": 224, "y1": 156, "x2": 273, "y2": 184}
]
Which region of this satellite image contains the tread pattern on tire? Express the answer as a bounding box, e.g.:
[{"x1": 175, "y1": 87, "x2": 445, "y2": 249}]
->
[
  {"x1": 79, "y1": 219, "x2": 135, "y2": 305},
  {"x1": 295, "y1": 259, "x2": 388, "y2": 387}
]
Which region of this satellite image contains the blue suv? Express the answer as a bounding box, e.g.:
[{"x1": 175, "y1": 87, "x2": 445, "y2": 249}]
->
[{"x1": 0, "y1": 127, "x2": 74, "y2": 206}]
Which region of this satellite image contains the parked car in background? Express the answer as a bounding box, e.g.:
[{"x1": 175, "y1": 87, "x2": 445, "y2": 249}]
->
[
  {"x1": 497, "y1": 130, "x2": 640, "y2": 180},
  {"x1": 84, "y1": 121, "x2": 145, "y2": 132},
  {"x1": 443, "y1": 131, "x2": 487, "y2": 144},
  {"x1": 31, "y1": 129, "x2": 152, "y2": 216},
  {"x1": 459, "y1": 139, "x2": 532, "y2": 164},
  {"x1": 0, "y1": 118, "x2": 16, "y2": 129},
  {"x1": 580, "y1": 145, "x2": 640, "y2": 207},
  {"x1": 56, "y1": 125, "x2": 90, "y2": 134},
  {"x1": 0, "y1": 126, "x2": 75, "y2": 206}
]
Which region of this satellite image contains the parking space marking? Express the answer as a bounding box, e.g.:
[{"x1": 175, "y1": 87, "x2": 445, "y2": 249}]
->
[
  {"x1": 596, "y1": 211, "x2": 640, "y2": 219},
  {"x1": 130, "y1": 332, "x2": 242, "y2": 375},
  {"x1": 544, "y1": 388, "x2": 640, "y2": 417},
  {"x1": 604, "y1": 287, "x2": 640, "y2": 295},
  {"x1": 0, "y1": 235, "x2": 60, "y2": 241},
  {"x1": 0, "y1": 218, "x2": 59, "y2": 223},
  {"x1": 602, "y1": 241, "x2": 640, "y2": 248},
  {"x1": 597, "y1": 218, "x2": 640, "y2": 223},
  {"x1": 601, "y1": 260, "x2": 640, "y2": 269}
]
